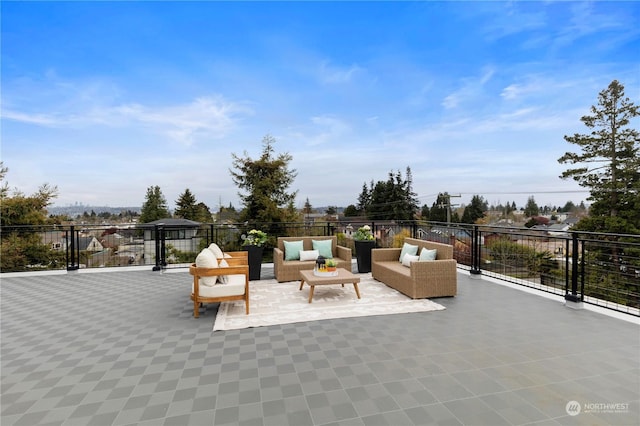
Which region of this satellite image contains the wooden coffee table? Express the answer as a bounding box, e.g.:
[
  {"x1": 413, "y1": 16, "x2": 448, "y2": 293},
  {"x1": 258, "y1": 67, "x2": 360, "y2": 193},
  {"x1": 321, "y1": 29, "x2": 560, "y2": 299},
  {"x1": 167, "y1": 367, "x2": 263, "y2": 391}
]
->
[{"x1": 299, "y1": 268, "x2": 361, "y2": 303}]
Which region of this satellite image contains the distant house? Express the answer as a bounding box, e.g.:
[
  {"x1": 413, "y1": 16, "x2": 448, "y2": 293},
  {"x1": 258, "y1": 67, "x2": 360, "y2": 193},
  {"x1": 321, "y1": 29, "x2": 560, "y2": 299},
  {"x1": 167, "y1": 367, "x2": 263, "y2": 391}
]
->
[
  {"x1": 46, "y1": 232, "x2": 103, "y2": 252},
  {"x1": 547, "y1": 223, "x2": 572, "y2": 237},
  {"x1": 564, "y1": 216, "x2": 580, "y2": 227},
  {"x1": 77, "y1": 236, "x2": 104, "y2": 252},
  {"x1": 142, "y1": 218, "x2": 203, "y2": 263}
]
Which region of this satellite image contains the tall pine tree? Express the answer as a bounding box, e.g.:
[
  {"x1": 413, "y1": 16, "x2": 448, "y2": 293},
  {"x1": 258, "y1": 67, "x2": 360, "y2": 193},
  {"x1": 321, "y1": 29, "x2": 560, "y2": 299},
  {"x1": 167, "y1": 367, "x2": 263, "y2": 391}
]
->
[
  {"x1": 559, "y1": 80, "x2": 639, "y2": 233},
  {"x1": 139, "y1": 185, "x2": 170, "y2": 223},
  {"x1": 230, "y1": 135, "x2": 298, "y2": 225}
]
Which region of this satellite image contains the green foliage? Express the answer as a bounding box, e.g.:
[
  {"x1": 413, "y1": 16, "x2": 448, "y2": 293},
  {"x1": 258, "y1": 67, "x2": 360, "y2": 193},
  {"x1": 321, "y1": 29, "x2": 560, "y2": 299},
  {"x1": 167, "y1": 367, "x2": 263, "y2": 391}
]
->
[
  {"x1": 165, "y1": 244, "x2": 197, "y2": 264},
  {"x1": 420, "y1": 204, "x2": 430, "y2": 220},
  {"x1": 230, "y1": 134, "x2": 298, "y2": 225},
  {"x1": 1, "y1": 185, "x2": 59, "y2": 227},
  {"x1": 343, "y1": 204, "x2": 358, "y2": 217},
  {"x1": 0, "y1": 164, "x2": 63, "y2": 271},
  {"x1": 353, "y1": 225, "x2": 374, "y2": 241},
  {"x1": 360, "y1": 167, "x2": 418, "y2": 220},
  {"x1": 461, "y1": 195, "x2": 487, "y2": 224},
  {"x1": 1, "y1": 232, "x2": 65, "y2": 272},
  {"x1": 174, "y1": 189, "x2": 211, "y2": 222},
  {"x1": 429, "y1": 193, "x2": 451, "y2": 222},
  {"x1": 559, "y1": 80, "x2": 639, "y2": 234},
  {"x1": 242, "y1": 229, "x2": 268, "y2": 247},
  {"x1": 486, "y1": 238, "x2": 561, "y2": 280},
  {"x1": 325, "y1": 206, "x2": 338, "y2": 216},
  {"x1": 139, "y1": 185, "x2": 170, "y2": 223},
  {"x1": 523, "y1": 196, "x2": 539, "y2": 218}
]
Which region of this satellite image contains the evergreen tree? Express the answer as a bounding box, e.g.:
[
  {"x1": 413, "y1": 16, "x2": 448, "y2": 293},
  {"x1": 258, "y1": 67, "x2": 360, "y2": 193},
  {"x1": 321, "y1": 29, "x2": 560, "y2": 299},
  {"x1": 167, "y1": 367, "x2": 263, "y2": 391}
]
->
[
  {"x1": 0, "y1": 163, "x2": 64, "y2": 271},
  {"x1": 343, "y1": 204, "x2": 359, "y2": 217},
  {"x1": 325, "y1": 206, "x2": 338, "y2": 216},
  {"x1": 421, "y1": 204, "x2": 430, "y2": 220},
  {"x1": 302, "y1": 198, "x2": 313, "y2": 218},
  {"x1": 174, "y1": 189, "x2": 198, "y2": 220},
  {"x1": 174, "y1": 189, "x2": 211, "y2": 222},
  {"x1": 194, "y1": 202, "x2": 212, "y2": 223},
  {"x1": 429, "y1": 193, "x2": 450, "y2": 222},
  {"x1": 230, "y1": 134, "x2": 298, "y2": 225},
  {"x1": 0, "y1": 162, "x2": 58, "y2": 226},
  {"x1": 461, "y1": 195, "x2": 487, "y2": 224},
  {"x1": 139, "y1": 185, "x2": 170, "y2": 223},
  {"x1": 524, "y1": 196, "x2": 539, "y2": 218},
  {"x1": 357, "y1": 181, "x2": 372, "y2": 215},
  {"x1": 365, "y1": 168, "x2": 418, "y2": 220},
  {"x1": 558, "y1": 80, "x2": 639, "y2": 233}
]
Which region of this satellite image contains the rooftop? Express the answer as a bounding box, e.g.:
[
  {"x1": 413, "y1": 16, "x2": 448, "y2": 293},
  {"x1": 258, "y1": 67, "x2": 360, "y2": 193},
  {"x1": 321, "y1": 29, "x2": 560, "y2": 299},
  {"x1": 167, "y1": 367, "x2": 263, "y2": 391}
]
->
[{"x1": 1, "y1": 265, "x2": 638, "y2": 426}]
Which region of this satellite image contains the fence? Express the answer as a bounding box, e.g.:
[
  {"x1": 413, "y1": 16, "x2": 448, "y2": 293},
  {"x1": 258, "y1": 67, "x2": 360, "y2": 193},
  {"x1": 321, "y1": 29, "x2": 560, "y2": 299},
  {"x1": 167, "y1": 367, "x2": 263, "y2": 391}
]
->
[{"x1": 2, "y1": 221, "x2": 638, "y2": 316}]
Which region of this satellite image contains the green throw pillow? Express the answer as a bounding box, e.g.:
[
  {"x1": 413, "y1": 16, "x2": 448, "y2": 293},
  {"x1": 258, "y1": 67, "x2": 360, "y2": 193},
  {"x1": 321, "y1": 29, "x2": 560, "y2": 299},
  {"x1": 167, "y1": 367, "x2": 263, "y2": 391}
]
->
[
  {"x1": 399, "y1": 242, "x2": 419, "y2": 263},
  {"x1": 312, "y1": 239, "x2": 333, "y2": 259},
  {"x1": 419, "y1": 248, "x2": 437, "y2": 261},
  {"x1": 284, "y1": 240, "x2": 304, "y2": 261}
]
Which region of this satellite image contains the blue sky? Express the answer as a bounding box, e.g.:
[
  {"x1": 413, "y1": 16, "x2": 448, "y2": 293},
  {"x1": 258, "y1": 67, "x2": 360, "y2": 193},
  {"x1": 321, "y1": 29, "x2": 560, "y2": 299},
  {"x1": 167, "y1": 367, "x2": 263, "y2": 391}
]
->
[{"x1": 2, "y1": 1, "x2": 639, "y2": 212}]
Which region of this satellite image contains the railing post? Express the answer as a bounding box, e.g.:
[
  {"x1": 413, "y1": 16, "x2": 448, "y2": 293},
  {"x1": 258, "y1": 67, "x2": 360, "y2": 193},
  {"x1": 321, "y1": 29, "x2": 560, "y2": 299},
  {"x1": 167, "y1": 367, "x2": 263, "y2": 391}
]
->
[
  {"x1": 66, "y1": 225, "x2": 79, "y2": 271},
  {"x1": 152, "y1": 224, "x2": 163, "y2": 271},
  {"x1": 565, "y1": 232, "x2": 583, "y2": 308},
  {"x1": 470, "y1": 225, "x2": 482, "y2": 277}
]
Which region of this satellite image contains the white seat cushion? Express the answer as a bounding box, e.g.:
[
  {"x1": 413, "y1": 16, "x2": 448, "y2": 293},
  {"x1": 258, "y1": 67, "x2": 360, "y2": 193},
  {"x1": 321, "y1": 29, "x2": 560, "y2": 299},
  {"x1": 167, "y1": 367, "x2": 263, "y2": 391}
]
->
[{"x1": 193, "y1": 277, "x2": 245, "y2": 297}]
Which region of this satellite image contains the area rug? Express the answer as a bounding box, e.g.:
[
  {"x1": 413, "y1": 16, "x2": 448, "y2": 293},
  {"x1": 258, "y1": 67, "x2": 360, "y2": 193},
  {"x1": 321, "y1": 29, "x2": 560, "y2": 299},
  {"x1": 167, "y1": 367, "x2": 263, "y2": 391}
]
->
[{"x1": 213, "y1": 273, "x2": 446, "y2": 331}]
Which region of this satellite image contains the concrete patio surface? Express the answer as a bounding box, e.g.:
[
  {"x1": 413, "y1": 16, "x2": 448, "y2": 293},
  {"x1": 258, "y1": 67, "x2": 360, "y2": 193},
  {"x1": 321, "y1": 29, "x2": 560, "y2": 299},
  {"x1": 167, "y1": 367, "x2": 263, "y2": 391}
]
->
[{"x1": 1, "y1": 264, "x2": 638, "y2": 425}]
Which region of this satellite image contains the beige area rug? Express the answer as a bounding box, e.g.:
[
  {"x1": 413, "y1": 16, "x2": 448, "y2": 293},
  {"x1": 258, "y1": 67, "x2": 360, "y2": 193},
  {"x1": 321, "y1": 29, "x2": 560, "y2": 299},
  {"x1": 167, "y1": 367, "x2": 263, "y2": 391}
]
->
[{"x1": 213, "y1": 273, "x2": 446, "y2": 331}]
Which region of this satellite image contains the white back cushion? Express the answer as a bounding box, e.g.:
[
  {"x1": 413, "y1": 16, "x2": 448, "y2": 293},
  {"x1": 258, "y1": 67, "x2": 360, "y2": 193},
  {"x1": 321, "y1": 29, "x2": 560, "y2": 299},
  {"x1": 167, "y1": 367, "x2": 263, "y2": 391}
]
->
[
  {"x1": 402, "y1": 254, "x2": 419, "y2": 267},
  {"x1": 195, "y1": 249, "x2": 218, "y2": 286},
  {"x1": 217, "y1": 259, "x2": 229, "y2": 284},
  {"x1": 208, "y1": 243, "x2": 224, "y2": 259},
  {"x1": 299, "y1": 250, "x2": 320, "y2": 261}
]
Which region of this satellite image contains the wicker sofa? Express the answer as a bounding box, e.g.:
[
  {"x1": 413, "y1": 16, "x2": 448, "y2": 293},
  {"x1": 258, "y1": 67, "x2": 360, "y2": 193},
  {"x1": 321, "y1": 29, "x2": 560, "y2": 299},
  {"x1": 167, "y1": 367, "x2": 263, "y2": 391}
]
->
[
  {"x1": 371, "y1": 238, "x2": 457, "y2": 299},
  {"x1": 273, "y1": 236, "x2": 352, "y2": 282}
]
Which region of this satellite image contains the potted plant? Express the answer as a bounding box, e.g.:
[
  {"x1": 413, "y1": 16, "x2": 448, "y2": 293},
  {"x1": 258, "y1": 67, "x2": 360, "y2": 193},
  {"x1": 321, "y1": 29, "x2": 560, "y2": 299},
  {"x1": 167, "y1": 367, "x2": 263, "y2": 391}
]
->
[
  {"x1": 353, "y1": 225, "x2": 376, "y2": 273},
  {"x1": 325, "y1": 258, "x2": 337, "y2": 272},
  {"x1": 242, "y1": 229, "x2": 267, "y2": 280}
]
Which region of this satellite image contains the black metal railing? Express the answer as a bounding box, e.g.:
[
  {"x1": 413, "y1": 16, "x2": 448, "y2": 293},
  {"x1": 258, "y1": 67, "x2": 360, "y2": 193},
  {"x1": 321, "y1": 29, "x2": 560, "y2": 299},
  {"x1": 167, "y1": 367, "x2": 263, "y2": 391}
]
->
[{"x1": 2, "y1": 221, "x2": 638, "y2": 316}]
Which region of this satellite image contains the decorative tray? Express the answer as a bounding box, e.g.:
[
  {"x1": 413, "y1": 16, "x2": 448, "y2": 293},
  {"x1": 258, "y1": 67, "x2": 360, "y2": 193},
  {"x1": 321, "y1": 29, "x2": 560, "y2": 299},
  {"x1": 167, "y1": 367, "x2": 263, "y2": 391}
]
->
[{"x1": 313, "y1": 269, "x2": 339, "y2": 277}]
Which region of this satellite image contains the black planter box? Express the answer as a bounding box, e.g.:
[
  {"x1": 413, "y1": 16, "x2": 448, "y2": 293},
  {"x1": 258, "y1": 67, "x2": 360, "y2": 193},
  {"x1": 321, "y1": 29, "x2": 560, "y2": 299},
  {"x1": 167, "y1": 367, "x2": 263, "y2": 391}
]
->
[
  {"x1": 355, "y1": 240, "x2": 375, "y2": 273},
  {"x1": 243, "y1": 245, "x2": 263, "y2": 280}
]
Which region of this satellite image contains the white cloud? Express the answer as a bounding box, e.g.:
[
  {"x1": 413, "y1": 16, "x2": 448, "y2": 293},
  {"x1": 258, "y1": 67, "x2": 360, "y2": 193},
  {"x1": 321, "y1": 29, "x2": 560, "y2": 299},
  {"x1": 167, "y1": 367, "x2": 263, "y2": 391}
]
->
[
  {"x1": 442, "y1": 66, "x2": 495, "y2": 110},
  {"x1": 319, "y1": 61, "x2": 363, "y2": 84},
  {"x1": 2, "y1": 85, "x2": 252, "y2": 146}
]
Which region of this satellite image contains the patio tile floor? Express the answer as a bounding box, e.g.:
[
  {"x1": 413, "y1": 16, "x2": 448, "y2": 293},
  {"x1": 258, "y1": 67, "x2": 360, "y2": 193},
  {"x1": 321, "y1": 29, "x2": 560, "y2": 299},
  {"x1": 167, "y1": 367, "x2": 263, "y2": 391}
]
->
[{"x1": 1, "y1": 265, "x2": 638, "y2": 426}]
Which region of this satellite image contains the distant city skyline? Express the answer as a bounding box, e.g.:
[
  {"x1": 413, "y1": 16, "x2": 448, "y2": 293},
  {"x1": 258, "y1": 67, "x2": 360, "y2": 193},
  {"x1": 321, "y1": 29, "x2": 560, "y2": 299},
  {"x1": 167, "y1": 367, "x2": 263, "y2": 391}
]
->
[{"x1": 2, "y1": 1, "x2": 638, "y2": 210}]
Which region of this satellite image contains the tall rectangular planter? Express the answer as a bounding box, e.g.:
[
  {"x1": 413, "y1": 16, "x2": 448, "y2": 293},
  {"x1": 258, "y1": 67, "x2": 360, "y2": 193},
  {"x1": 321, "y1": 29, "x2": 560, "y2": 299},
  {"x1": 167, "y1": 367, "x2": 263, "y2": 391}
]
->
[
  {"x1": 243, "y1": 245, "x2": 263, "y2": 280},
  {"x1": 355, "y1": 240, "x2": 375, "y2": 273}
]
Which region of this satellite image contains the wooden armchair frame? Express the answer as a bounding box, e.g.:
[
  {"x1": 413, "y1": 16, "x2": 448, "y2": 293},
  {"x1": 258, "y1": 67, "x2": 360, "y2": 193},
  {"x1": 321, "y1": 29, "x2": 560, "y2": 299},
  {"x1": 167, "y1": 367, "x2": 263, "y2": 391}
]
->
[{"x1": 189, "y1": 251, "x2": 250, "y2": 318}]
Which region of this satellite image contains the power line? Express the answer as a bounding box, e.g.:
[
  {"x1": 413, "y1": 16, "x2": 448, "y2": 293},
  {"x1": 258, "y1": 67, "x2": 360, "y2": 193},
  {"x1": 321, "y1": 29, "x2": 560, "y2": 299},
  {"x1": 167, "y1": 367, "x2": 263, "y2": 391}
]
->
[{"x1": 417, "y1": 190, "x2": 591, "y2": 200}]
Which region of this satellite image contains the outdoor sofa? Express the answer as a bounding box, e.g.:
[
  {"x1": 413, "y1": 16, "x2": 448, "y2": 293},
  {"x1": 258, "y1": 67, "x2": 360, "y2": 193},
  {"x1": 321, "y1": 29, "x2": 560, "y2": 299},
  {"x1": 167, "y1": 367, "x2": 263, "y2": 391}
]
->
[
  {"x1": 371, "y1": 237, "x2": 457, "y2": 299},
  {"x1": 273, "y1": 236, "x2": 352, "y2": 282}
]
